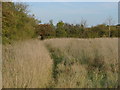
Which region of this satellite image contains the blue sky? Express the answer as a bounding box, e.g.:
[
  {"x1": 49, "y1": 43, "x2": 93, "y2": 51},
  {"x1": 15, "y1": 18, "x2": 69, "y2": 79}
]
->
[{"x1": 26, "y1": 2, "x2": 118, "y2": 26}]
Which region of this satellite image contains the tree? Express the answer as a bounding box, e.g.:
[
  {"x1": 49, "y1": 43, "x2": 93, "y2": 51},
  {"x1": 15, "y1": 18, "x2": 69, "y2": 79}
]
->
[
  {"x1": 15, "y1": 3, "x2": 29, "y2": 14},
  {"x1": 2, "y1": 2, "x2": 38, "y2": 44},
  {"x1": 105, "y1": 16, "x2": 114, "y2": 37},
  {"x1": 49, "y1": 20, "x2": 54, "y2": 26},
  {"x1": 36, "y1": 24, "x2": 56, "y2": 38},
  {"x1": 80, "y1": 18, "x2": 87, "y2": 28},
  {"x1": 80, "y1": 18, "x2": 87, "y2": 38},
  {"x1": 56, "y1": 21, "x2": 67, "y2": 37},
  {"x1": 49, "y1": 20, "x2": 56, "y2": 37}
]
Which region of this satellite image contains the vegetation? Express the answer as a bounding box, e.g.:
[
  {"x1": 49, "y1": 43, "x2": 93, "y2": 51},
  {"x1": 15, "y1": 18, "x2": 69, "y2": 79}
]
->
[
  {"x1": 3, "y1": 38, "x2": 118, "y2": 88},
  {"x1": 36, "y1": 24, "x2": 56, "y2": 39},
  {"x1": 2, "y1": 2, "x2": 119, "y2": 88},
  {"x1": 3, "y1": 40, "x2": 53, "y2": 88},
  {"x1": 2, "y1": 2, "x2": 38, "y2": 44},
  {"x1": 44, "y1": 38, "x2": 118, "y2": 88},
  {"x1": 37, "y1": 22, "x2": 119, "y2": 39}
]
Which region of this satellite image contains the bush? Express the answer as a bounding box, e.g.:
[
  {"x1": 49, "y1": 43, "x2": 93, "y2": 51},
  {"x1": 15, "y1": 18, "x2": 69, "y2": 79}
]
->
[{"x1": 2, "y1": 2, "x2": 38, "y2": 44}]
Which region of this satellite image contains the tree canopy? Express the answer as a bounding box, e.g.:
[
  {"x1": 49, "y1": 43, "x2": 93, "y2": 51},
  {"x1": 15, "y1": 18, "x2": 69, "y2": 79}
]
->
[{"x1": 2, "y1": 2, "x2": 38, "y2": 44}]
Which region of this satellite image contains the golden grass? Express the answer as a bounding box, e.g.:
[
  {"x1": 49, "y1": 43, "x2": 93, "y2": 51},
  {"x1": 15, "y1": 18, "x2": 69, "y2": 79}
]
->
[
  {"x1": 0, "y1": 44, "x2": 2, "y2": 89},
  {"x1": 2, "y1": 38, "x2": 118, "y2": 88},
  {"x1": 44, "y1": 38, "x2": 118, "y2": 88},
  {"x1": 2, "y1": 39, "x2": 53, "y2": 88}
]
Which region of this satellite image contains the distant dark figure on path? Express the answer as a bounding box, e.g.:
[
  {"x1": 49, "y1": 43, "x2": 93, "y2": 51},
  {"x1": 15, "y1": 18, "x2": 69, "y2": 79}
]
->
[
  {"x1": 40, "y1": 35, "x2": 44, "y2": 40},
  {"x1": 38, "y1": 34, "x2": 44, "y2": 40}
]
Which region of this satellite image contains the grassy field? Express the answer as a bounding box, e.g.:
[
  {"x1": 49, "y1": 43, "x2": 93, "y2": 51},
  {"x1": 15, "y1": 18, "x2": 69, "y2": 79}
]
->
[
  {"x1": 44, "y1": 38, "x2": 118, "y2": 88},
  {"x1": 2, "y1": 39, "x2": 53, "y2": 88},
  {"x1": 2, "y1": 38, "x2": 118, "y2": 88}
]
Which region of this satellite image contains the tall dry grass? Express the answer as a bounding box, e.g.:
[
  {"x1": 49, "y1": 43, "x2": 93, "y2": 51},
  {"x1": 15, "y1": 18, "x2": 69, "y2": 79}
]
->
[
  {"x1": 2, "y1": 38, "x2": 118, "y2": 88},
  {"x1": 44, "y1": 38, "x2": 118, "y2": 88},
  {"x1": 3, "y1": 39, "x2": 53, "y2": 88},
  {"x1": 0, "y1": 44, "x2": 2, "y2": 89}
]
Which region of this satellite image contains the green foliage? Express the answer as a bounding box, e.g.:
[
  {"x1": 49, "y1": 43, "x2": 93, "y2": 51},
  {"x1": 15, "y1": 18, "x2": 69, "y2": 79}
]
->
[
  {"x1": 56, "y1": 21, "x2": 67, "y2": 37},
  {"x1": 36, "y1": 24, "x2": 56, "y2": 39},
  {"x1": 36, "y1": 22, "x2": 118, "y2": 39},
  {"x1": 2, "y1": 2, "x2": 38, "y2": 44}
]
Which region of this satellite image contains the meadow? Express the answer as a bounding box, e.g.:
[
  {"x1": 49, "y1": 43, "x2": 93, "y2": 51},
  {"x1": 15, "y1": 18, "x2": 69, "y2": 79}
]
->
[
  {"x1": 2, "y1": 38, "x2": 118, "y2": 88},
  {"x1": 44, "y1": 38, "x2": 118, "y2": 88},
  {"x1": 2, "y1": 39, "x2": 53, "y2": 88},
  {"x1": 2, "y1": 2, "x2": 119, "y2": 88}
]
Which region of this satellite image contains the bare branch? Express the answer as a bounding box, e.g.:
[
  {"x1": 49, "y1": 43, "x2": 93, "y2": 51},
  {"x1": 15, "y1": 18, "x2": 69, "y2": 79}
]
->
[{"x1": 80, "y1": 18, "x2": 87, "y2": 28}]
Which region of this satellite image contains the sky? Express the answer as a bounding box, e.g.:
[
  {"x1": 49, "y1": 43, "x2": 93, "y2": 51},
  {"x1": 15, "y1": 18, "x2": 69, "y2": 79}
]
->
[{"x1": 25, "y1": 2, "x2": 118, "y2": 26}]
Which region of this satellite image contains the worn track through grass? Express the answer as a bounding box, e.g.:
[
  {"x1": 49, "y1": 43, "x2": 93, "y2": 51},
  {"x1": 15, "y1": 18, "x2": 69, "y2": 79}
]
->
[
  {"x1": 44, "y1": 38, "x2": 118, "y2": 88},
  {"x1": 2, "y1": 38, "x2": 118, "y2": 88}
]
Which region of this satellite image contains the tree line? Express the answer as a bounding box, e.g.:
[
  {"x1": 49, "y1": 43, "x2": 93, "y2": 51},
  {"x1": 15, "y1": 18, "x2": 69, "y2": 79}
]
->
[
  {"x1": 36, "y1": 20, "x2": 119, "y2": 39},
  {"x1": 2, "y1": 2, "x2": 120, "y2": 44}
]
